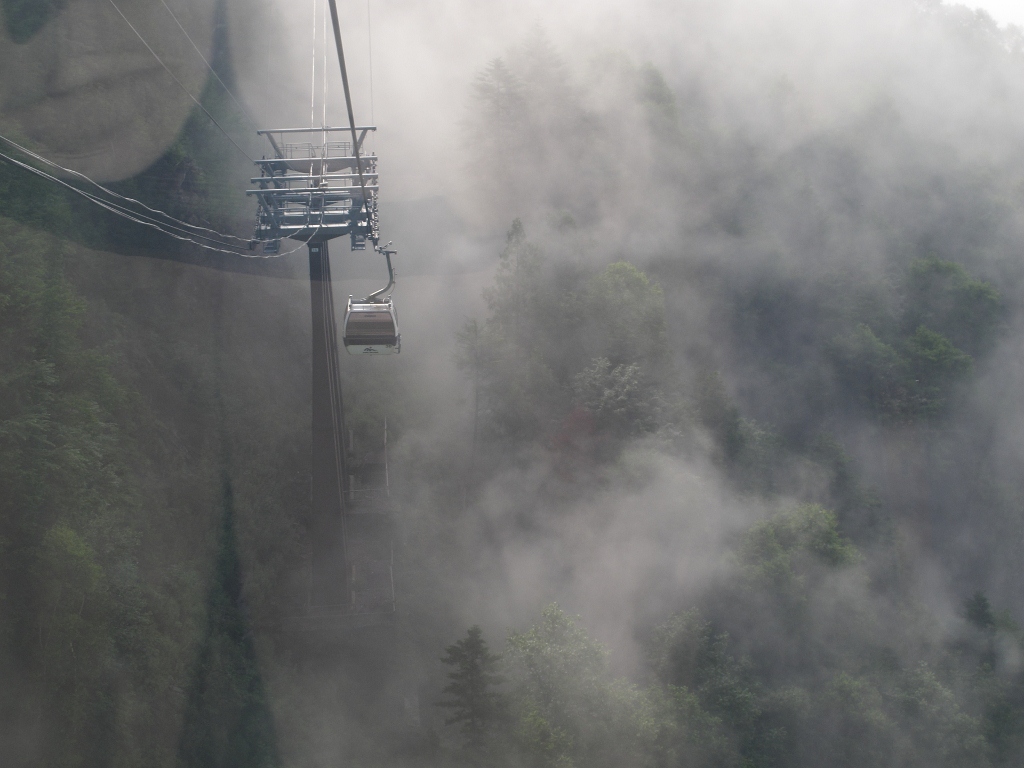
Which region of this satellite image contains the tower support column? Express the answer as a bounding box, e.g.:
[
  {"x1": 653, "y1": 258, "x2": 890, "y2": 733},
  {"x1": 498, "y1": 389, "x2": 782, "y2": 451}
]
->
[{"x1": 308, "y1": 240, "x2": 350, "y2": 608}]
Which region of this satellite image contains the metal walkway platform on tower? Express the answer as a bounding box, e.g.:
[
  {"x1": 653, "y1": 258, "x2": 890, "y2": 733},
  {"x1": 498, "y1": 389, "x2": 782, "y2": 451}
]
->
[{"x1": 248, "y1": 126, "x2": 380, "y2": 249}]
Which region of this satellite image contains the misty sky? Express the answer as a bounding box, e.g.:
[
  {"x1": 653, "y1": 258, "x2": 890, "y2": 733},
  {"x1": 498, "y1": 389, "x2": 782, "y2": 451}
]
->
[{"x1": 947, "y1": 0, "x2": 1024, "y2": 25}]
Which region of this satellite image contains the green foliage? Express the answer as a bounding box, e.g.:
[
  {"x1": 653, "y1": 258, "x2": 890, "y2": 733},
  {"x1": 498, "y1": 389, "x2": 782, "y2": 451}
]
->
[
  {"x1": 645, "y1": 602, "x2": 997, "y2": 768},
  {"x1": 473, "y1": 220, "x2": 558, "y2": 442},
  {"x1": 571, "y1": 358, "x2": 658, "y2": 436},
  {"x1": 467, "y1": 225, "x2": 673, "y2": 451},
  {"x1": 827, "y1": 258, "x2": 997, "y2": 423},
  {"x1": 178, "y1": 478, "x2": 280, "y2": 768},
  {"x1": 450, "y1": 46, "x2": 1020, "y2": 763},
  {"x1": 830, "y1": 322, "x2": 973, "y2": 421},
  {"x1": 829, "y1": 324, "x2": 911, "y2": 418},
  {"x1": 813, "y1": 672, "x2": 896, "y2": 768},
  {"x1": 980, "y1": 672, "x2": 1024, "y2": 766},
  {"x1": 797, "y1": 667, "x2": 991, "y2": 768},
  {"x1": 691, "y1": 370, "x2": 792, "y2": 495},
  {"x1": 733, "y1": 504, "x2": 862, "y2": 644},
  {"x1": 893, "y1": 664, "x2": 989, "y2": 768},
  {"x1": 486, "y1": 220, "x2": 546, "y2": 342},
  {"x1": 469, "y1": 58, "x2": 527, "y2": 188},
  {"x1": 473, "y1": 58, "x2": 526, "y2": 119},
  {"x1": 583, "y1": 262, "x2": 667, "y2": 369},
  {"x1": 502, "y1": 605, "x2": 653, "y2": 768},
  {"x1": 0, "y1": 213, "x2": 281, "y2": 768},
  {"x1": 438, "y1": 626, "x2": 506, "y2": 751},
  {"x1": 806, "y1": 668, "x2": 986, "y2": 768},
  {"x1": 903, "y1": 257, "x2": 1003, "y2": 358},
  {"x1": 693, "y1": 370, "x2": 745, "y2": 463},
  {"x1": 505, "y1": 605, "x2": 608, "y2": 725},
  {"x1": 648, "y1": 610, "x2": 797, "y2": 768},
  {"x1": 647, "y1": 684, "x2": 733, "y2": 768},
  {"x1": 966, "y1": 591, "x2": 997, "y2": 633},
  {"x1": 710, "y1": 255, "x2": 1000, "y2": 436},
  {"x1": 904, "y1": 324, "x2": 973, "y2": 403},
  {"x1": 514, "y1": 702, "x2": 575, "y2": 768},
  {"x1": 740, "y1": 505, "x2": 860, "y2": 578},
  {"x1": 729, "y1": 420, "x2": 784, "y2": 496},
  {"x1": 0, "y1": 217, "x2": 160, "y2": 766}
]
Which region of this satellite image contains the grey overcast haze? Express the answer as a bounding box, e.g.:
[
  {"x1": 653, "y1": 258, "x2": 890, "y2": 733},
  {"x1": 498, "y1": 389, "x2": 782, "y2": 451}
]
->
[
  {"x1": 8, "y1": 1, "x2": 1024, "y2": 767},
  {"x1": 947, "y1": 0, "x2": 1024, "y2": 25}
]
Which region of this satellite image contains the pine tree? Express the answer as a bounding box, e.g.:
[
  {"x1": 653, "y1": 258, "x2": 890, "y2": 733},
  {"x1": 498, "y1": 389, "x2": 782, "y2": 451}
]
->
[{"x1": 438, "y1": 626, "x2": 506, "y2": 751}]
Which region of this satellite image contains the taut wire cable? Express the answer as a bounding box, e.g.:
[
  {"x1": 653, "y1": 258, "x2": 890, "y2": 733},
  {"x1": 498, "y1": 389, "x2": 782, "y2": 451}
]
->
[
  {"x1": 311, "y1": 0, "x2": 318, "y2": 130},
  {"x1": 323, "y1": 0, "x2": 329, "y2": 158},
  {"x1": 157, "y1": 0, "x2": 261, "y2": 134},
  {"x1": 327, "y1": 0, "x2": 370, "y2": 224},
  {"x1": 367, "y1": 0, "x2": 375, "y2": 125},
  {"x1": 0, "y1": 133, "x2": 255, "y2": 244},
  {"x1": 0, "y1": 148, "x2": 318, "y2": 258},
  {"x1": 106, "y1": 0, "x2": 255, "y2": 163}
]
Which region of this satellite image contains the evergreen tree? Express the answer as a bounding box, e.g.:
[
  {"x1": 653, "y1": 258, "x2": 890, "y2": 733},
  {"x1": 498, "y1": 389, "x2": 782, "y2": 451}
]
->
[
  {"x1": 177, "y1": 475, "x2": 280, "y2": 768},
  {"x1": 438, "y1": 626, "x2": 506, "y2": 751}
]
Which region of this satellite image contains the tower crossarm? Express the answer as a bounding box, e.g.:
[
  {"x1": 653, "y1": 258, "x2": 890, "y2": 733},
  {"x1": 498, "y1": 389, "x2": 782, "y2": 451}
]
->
[
  {"x1": 251, "y1": 126, "x2": 380, "y2": 247},
  {"x1": 251, "y1": 173, "x2": 379, "y2": 186}
]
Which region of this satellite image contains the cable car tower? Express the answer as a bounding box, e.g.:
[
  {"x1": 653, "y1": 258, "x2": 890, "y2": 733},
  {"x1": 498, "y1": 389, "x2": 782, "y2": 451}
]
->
[{"x1": 248, "y1": 0, "x2": 397, "y2": 625}]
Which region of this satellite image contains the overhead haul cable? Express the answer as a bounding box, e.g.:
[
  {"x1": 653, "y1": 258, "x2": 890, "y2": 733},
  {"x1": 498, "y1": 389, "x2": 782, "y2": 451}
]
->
[
  {"x1": 157, "y1": 0, "x2": 261, "y2": 133},
  {"x1": 106, "y1": 0, "x2": 256, "y2": 164},
  {"x1": 327, "y1": 0, "x2": 371, "y2": 219},
  {"x1": 367, "y1": 0, "x2": 375, "y2": 124},
  {"x1": 323, "y1": 0, "x2": 330, "y2": 134},
  {"x1": 0, "y1": 147, "x2": 252, "y2": 254},
  {"x1": 0, "y1": 147, "x2": 318, "y2": 257},
  {"x1": 0, "y1": 133, "x2": 256, "y2": 244},
  {"x1": 312, "y1": 0, "x2": 320, "y2": 130}
]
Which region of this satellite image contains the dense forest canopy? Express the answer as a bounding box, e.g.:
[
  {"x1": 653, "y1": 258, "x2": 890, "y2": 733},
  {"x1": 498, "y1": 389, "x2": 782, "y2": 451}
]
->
[{"x1": 4, "y1": 0, "x2": 1024, "y2": 766}]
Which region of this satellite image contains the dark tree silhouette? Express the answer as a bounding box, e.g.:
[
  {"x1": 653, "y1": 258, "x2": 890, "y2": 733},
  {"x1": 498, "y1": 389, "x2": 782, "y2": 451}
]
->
[
  {"x1": 177, "y1": 475, "x2": 280, "y2": 768},
  {"x1": 438, "y1": 626, "x2": 506, "y2": 751}
]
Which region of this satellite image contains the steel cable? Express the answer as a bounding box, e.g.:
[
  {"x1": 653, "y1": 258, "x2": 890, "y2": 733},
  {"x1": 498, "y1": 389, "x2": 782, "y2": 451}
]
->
[
  {"x1": 107, "y1": 0, "x2": 256, "y2": 163},
  {"x1": 327, "y1": 0, "x2": 371, "y2": 227},
  {"x1": 0, "y1": 148, "x2": 319, "y2": 258},
  {"x1": 0, "y1": 133, "x2": 256, "y2": 244},
  {"x1": 157, "y1": 0, "x2": 261, "y2": 134},
  {"x1": 367, "y1": 0, "x2": 375, "y2": 125}
]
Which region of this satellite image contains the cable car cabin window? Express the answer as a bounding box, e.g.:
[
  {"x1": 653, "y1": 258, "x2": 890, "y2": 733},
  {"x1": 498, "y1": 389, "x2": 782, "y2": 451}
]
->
[{"x1": 344, "y1": 298, "x2": 400, "y2": 354}]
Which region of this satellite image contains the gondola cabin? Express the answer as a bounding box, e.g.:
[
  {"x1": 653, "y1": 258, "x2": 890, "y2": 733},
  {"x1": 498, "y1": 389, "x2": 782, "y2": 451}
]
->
[{"x1": 344, "y1": 298, "x2": 400, "y2": 354}]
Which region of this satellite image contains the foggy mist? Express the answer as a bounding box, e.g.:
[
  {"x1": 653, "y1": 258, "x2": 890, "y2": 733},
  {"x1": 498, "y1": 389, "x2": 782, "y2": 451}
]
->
[{"x1": 5, "y1": 0, "x2": 1024, "y2": 766}]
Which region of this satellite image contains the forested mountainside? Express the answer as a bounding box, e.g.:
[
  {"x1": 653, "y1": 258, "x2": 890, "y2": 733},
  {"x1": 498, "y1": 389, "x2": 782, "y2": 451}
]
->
[{"x1": 5, "y1": 0, "x2": 1024, "y2": 767}]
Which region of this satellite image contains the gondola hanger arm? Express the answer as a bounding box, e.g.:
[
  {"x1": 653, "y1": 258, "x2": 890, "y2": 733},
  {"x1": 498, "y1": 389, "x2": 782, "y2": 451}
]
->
[{"x1": 363, "y1": 242, "x2": 396, "y2": 302}]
